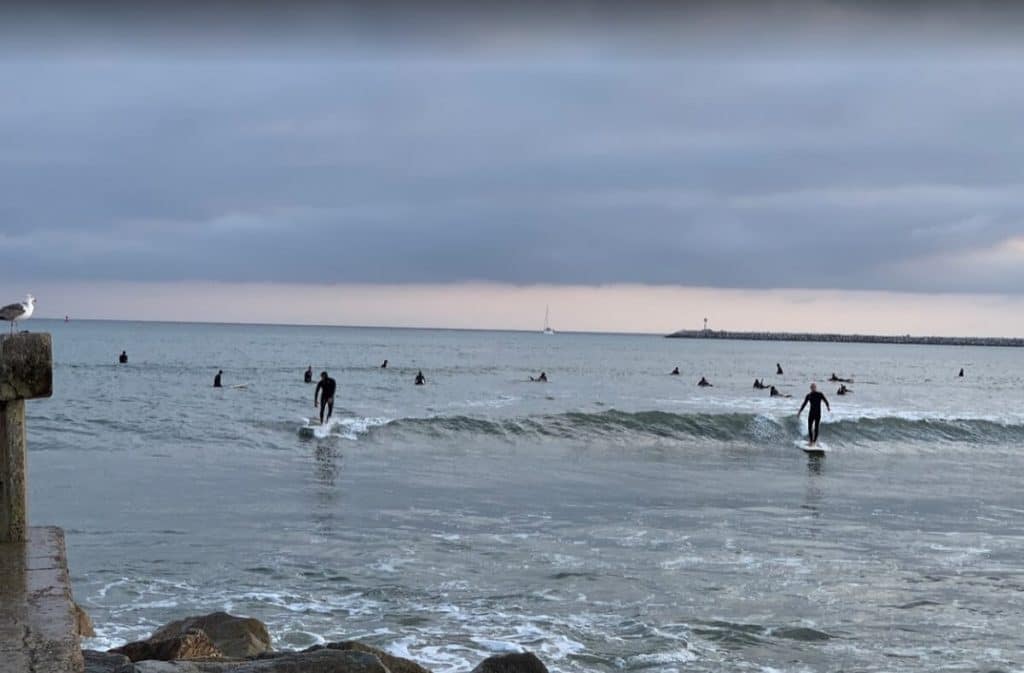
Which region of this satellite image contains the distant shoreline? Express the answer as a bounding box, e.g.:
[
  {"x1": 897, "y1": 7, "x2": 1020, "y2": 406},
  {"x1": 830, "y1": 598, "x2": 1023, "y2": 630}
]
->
[{"x1": 666, "y1": 329, "x2": 1024, "y2": 348}]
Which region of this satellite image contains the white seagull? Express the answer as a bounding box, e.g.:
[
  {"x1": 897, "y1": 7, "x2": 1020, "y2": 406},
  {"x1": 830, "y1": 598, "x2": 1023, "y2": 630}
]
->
[{"x1": 0, "y1": 294, "x2": 35, "y2": 334}]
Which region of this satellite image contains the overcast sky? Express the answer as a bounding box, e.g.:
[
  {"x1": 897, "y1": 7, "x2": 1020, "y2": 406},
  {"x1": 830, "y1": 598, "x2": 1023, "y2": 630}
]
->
[{"x1": 3, "y1": 3, "x2": 1024, "y2": 331}]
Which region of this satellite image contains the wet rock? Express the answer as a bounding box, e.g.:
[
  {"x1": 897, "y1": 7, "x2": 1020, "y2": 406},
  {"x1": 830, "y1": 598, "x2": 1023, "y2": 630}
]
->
[
  {"x1": 111, "y1": 628, "x2": 224, "y2": 662},
  {"x1": 150, "y1": 612, "x2": 272, "y2": 659},
  {"x1": 76, "y1": 602, "x2": 97, "y2": 637},
  {"x1": 84, "y1": 649, "x2": 136, "y2": 672},
  {"x1": 301, "y1": 641, "x2": 432, "y2": 673},
  {"x1": 133, "y1": 649, "x2": 388, "y2": 672},
  {"x1": 470, "y1": 652, "x2": 549, "y2": 673}
]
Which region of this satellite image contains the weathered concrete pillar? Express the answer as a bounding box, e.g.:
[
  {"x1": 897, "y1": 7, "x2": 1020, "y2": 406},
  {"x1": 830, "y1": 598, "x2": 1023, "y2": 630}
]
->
[{"x1": 0, "y1": 333, "x2": 53, "y2": 543}]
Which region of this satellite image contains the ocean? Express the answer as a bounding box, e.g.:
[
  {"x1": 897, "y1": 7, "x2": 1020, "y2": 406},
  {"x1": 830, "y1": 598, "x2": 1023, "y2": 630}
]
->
[{"x1": 25, "y1": 319, "x2": 1024, "y2": 672}]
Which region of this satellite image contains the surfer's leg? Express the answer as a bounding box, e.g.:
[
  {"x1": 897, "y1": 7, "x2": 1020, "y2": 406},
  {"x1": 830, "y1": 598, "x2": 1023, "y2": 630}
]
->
[
  {"x1": 326, "y1": 397, "x2": 334, "y2": 421},
  {"x1": 807, "y1": 415, "x2": 814, "y2": 443},
  {"x1": 319, "y1": 398, "x2": 327, "y2": 423},
  {"x1": 811, "y1": 416, "x2": 820, "y2": 444}
]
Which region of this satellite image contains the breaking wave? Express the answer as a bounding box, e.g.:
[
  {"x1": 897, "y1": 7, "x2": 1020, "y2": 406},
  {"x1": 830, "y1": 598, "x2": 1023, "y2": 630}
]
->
[{"x1": 319, "y1": 410, "x2": 1024, "y2": 447}]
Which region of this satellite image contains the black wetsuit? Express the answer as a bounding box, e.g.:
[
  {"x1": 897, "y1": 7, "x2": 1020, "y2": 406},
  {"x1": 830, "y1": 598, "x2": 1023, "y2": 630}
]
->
[
  {"x1": 213, "y1": 373, "x2": 222, "y2": 388},
  {"x1": 304, "y1": 368, "x2": 312, "y2": 383},
  {"x1": 315, "y1": 376, "x2": 337, "y2": 423},
  {"x1": 119, "y1": 352, "x2": 127, "y2": 364},
  {"x1": 799, "y1": 391, "x2": 829, "y2": 444}
]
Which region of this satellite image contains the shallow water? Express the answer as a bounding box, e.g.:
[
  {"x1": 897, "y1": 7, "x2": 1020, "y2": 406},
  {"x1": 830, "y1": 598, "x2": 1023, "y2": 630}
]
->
[{"x1": 25, "y1": 320, "x2": 1024, "y2": 672}]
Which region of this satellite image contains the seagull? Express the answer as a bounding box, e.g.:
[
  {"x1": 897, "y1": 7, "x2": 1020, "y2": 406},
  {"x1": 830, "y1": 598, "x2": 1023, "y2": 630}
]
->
[{"x1": 0, "y1": 294, "x2": 35, "y2": 335}]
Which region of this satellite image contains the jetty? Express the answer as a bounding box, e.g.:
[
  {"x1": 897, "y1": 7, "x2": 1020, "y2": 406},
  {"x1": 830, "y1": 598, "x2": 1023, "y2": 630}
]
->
[
  {"x1": 1, "y1": 333, "x2": 87, "y2": 673},
  {"x1": 666, "y1": 329, "x2": 1024, "y2": 348}
]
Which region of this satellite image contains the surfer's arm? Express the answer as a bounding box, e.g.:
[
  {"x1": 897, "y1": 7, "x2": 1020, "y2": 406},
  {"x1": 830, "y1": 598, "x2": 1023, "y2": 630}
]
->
[
  {"x1": 824, "y1": 397, "x2": 831, "y2": 412},
  {"x1": 314, "y1": 381, "x2": 322, "y2": 405},
  {"x1": 797, "y1": 397, "x2": 808, "y2": 415}
]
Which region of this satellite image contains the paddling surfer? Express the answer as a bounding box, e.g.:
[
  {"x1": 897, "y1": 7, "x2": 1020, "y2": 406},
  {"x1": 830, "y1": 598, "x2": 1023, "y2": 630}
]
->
[
  {"x1": 314, "y1": 371, "x2": 337, "y2": 424},
  {"x1": 797, "y1": 383, "x2": 831, "y2": 446}
]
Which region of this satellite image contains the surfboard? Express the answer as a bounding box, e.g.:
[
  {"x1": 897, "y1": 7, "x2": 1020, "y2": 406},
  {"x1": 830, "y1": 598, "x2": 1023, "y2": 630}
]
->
[
  {"x1": 231, "y1": 383, "x2": 249, "y2": 389},
  {"x1": 796, "y1": 440, "x2": 829, "y2": 454}
]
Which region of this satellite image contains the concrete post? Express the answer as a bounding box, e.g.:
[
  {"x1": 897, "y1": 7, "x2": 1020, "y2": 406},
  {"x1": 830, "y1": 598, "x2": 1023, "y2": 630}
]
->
[{"x1": 0, "y1": 333, "x2": 53, "y2": 543}]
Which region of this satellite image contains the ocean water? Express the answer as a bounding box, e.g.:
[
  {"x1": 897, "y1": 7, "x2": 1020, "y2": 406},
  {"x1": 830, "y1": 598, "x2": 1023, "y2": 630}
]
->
[{"x1": 24, "y1": 319, "x2": 1024, "y2": 672}]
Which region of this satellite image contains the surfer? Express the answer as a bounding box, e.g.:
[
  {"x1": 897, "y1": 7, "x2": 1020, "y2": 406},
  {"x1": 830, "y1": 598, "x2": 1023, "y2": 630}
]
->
[
  {"x1": 304, "y1": 366, "x2": 312, "y2": 384},
  {"x1": 213, "y1": 370, "x2": 223, "y2": 388},
  {"x1": 698, "y1": 376, "x2": 712, "y2": 387},
  {"x1": 414, "y1": 370, "x2": 426, "y2": 385},
  {"x1": 530, "y1": 372, "x2": 548, "y2": 382},
  {"x1": 671, "y1": 367, "x2": 680, "y2": 376},
  {"x1": 797, "y1": 383, "x2": 831, "y2": 446},
  {"x1": 769, "y1": 385, "x2": 790, "y2": 398},
  {"x1": 837, "y1": 384, "x2": 850, "y2": 395},
  {"x1": 119, "y1": 350, "x2": 128, "y2": 364},
  {"x1": 314, "y1": 371, "x2": 336, "y2": 423},
  {"x1": 776, "y1": 363, "x2": 784, "y2": 375},
  {"x1": 958, "y1": 367, "x2": 964, "y2": 377},
  {"x1": 381, "y1": 359, "x2": 388, "y2": 369}
]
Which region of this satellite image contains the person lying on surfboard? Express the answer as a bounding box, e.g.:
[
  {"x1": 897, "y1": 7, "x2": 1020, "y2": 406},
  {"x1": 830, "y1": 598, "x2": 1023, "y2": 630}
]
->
[
  {"x1": 797, "y1": 383, "x2": 831, "y2": 446},
  {"x1": 698, "y1": 376, "x2": 712, "y2": 387}
]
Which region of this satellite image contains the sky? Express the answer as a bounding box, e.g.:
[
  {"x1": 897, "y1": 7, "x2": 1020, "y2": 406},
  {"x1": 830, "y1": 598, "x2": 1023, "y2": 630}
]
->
[{"x1": 3, "y1": 2, "x2": 1024, "y2": 335}]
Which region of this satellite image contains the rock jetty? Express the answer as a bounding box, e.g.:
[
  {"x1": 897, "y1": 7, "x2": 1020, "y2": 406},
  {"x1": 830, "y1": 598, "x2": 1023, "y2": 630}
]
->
[
  {"x1": 84, "y1": 611, "x2": 551, "y2": 673},
  {"x1": 666, "y1": 329, "x2": 1024, "y2": 347}
]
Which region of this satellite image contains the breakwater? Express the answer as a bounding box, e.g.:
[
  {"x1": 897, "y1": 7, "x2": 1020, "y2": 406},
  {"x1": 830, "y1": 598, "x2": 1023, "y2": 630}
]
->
[{"x1": 666, "y1": 329, "x2": 1024, "y2": 347}]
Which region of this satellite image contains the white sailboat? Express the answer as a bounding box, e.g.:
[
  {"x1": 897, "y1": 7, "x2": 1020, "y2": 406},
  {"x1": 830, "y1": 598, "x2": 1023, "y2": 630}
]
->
[{"x1": 543, "y1": 306, "x2": 555, "y2": 335}]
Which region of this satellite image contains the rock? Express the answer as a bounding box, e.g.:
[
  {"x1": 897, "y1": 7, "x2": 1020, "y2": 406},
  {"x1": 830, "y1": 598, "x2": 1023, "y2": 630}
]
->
[
  {"x1": 150, "y1": 612, "x2": 272, "y2": 659},
  {"x1": 470, "y1": 652, "x2": 549, "y2": 673},
  {"x1": 111, "y1": 628, "x2": 224, "y2": 662},
  {"x1": 301, "y1": 642, "x2": 431, "y2": 673},
  {"x1": 134, "y1": 649, "x2": 390, "y2": 673},
  {"x1": 84, "y1": 649, "x2": 136, "y2": 673},
  {"x1": 76, "y1": 602, "x2": 97, "y2": 637}
]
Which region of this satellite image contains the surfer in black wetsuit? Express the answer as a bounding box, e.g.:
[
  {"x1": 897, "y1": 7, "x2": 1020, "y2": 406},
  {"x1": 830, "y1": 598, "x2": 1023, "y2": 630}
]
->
[
  {"x1": 314, "y1": 371, "x2": 336, "y2": 423},
  {"x1": 119, "y1": 350, "x2": 128, "y2": 364},
  {"x1": 381, "y1": 359, "x2": 388, "y2": 369},
  {"x1": 530, "y1": 371, "x2": 548, "y2": 382},
  {"x1": 698, "y1": 376, "x2": 712, "y2": 387},
  {"x1": 213, "y1": 370, "x2": 223, "y2": 387},
  {"x1": 304, "y1": 366, "x2": 313, "y2": 383},
  {"x1": 671, "y1": 367, "x2": 680, "y2": 376},
  {"x1": 798, "y1": 383, "x2": 831, "y2": 446},
  {"x1": 777, "y1": 363, "x2": 784, "y2": 375},
  {"x1": 414, "y1": 370, "x2": 426, "y2": 385},
  {"x1": 958, "y1": 367, "x2": 964, "y2": 377}
]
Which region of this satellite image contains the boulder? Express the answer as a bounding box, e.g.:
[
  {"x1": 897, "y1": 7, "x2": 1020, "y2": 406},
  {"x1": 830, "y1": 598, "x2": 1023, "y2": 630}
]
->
[
  {"x1": 300, "y1": 641, "x2": 431, "y2": 673},
  {"x1": 84, "y1": 649, "x2": 136, "y2": 673},
  {"x1": 150, "y1": 612, "x2": 272, "y2": 659},
  {"x1": 470, "y1": 652, "x2": 549, "y2": 673},
  {"x1": 111, "y1": 628, "x2": 224, "y2": 662},
  {"x1": 75, "y1": 602, "x2": 97, "y2": 638},
  {"x1": 133, "y1": 649, "x2": 389, "y2": 673}
]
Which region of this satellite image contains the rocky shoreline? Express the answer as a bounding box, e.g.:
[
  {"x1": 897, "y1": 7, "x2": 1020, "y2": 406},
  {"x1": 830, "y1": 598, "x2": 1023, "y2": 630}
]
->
[
  {"x1": 82, "y1": 611, "x2": 551, "y2": 673},
  {"x1": 666, "y1": 328, "x2": 1024, "y2": 347}
]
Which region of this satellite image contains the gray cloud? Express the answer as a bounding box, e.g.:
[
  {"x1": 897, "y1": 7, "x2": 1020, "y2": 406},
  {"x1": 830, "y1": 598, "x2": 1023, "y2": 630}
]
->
[{"x1": 3, "y1": 4, "x2": 1024, "y2": 293}]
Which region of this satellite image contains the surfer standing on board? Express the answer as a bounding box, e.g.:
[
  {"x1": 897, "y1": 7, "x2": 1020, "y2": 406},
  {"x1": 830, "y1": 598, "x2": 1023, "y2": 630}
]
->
[
  {"x1": 797, "y1": 383, "x2": 830, "y2": 446},
  {"x1": 314, "y1": 371, "x2": 337, "y2": 424}
]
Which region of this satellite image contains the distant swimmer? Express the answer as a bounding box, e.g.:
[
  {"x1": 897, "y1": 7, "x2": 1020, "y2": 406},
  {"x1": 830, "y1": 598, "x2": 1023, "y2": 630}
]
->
[
  {"x1": 769, "y1": 385, "x2": 790, "y2": 398},
  {"x1": 754, "y1": 379, "x2": 768, "y2": 389},
  {"x1": 959, "y1": 368, "x2": 965, "y2": 377},
  {"x1": 381, "y1": 359, "x2": 389, "y2": 369},
  {"x1": 798, "y1": 383, "x2": 831, "y2": 447},
  {"x1": 671, "y1": 367, "x2": 680, "y2": 376},
  {"x1": 829, "y1": 373, "x2": 854, "y2": 383},
  {"x1": 777, "y1": 363, "x2": 784, "y2": 375},
  {"x1": 314, "y1": 371, "x2": 337, "y2": 423},
  {"x1": 837, "y1": 384, "x2": 851, "y2": 395},
  {"x1": 415, "y1": 370, "x2": 426, "y2": 385},
  {"x1": 119, "y1": 350, "x2": 128, "y2": 364},
  {"x1": 213, "y1": 370, "x2": 223, "y2": 388},
  {"x1": 304, "y1": 366, "x2": 313, "y2": 384},
  {"x1": 698, "y1": 376, "x2": 712, "y2": 387},
  {"x1": 530, "y1": 371, "x2": 548, "y2": 382}
]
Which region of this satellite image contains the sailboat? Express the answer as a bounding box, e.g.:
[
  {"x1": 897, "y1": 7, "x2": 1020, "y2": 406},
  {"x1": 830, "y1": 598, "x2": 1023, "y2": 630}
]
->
[{"x1": 542, "y1": 306, "x2": 555, "y2": 335}]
